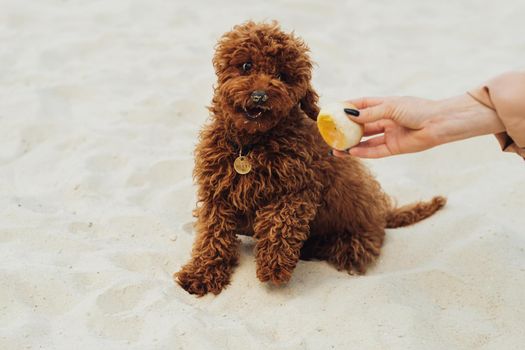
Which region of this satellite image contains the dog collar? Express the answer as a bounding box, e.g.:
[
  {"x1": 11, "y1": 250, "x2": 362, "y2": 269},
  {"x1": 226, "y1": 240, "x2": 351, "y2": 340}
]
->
[{"x1": 227, "y1": 139, "x2": 255, "y2": 156}]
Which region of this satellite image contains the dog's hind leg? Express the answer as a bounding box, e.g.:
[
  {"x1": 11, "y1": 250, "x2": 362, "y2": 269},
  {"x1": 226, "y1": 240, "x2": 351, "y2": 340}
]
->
[
  {"x1": 330, "y1": 230, "x2": 385, "y2": 274},
  {"x1": 299, "y1": 235, "x2": 333, "y2": 261},
  {"x1": 301, "y1": 229, "x2": 385, "y2": 275}
]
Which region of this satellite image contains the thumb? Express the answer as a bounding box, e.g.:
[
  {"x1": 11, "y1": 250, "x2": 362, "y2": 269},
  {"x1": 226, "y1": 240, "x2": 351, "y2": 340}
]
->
[{"x1": 344, "y1": 103, "x2": 390, "y2": 124}]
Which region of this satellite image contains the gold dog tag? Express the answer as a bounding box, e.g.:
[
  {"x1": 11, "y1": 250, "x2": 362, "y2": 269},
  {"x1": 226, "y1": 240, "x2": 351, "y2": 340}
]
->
[{"x1": 234, "y1": 156, "x2": 252, "y2": 174}]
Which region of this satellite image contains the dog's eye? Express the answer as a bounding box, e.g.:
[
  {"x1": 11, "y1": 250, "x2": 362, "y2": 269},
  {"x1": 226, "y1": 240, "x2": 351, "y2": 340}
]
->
[
  {"x1": 241, "y1": 62, "x2": 252, "y2": 72},
  {"x1": 277, "y1": 73, "x2": 287, "y2": 82}
]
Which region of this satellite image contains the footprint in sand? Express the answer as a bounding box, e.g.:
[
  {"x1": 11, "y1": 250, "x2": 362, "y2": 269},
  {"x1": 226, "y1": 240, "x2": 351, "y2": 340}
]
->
[
  {"x1": 87, "y1": 283, "x2": 150, "y2": 341},
  {"x1": 146, "y1": 159, "x2": 192, "y2": 186},
  {"x1": 95, "y1": 283, "x2": 148, "y2": 314},
  {"x1": 85, "y1": 154, "x2": 128, "y2": 173},
  {"x1": 111, "y1": 252, "x2": 173, "y2": 275},
  {"x1": 125, "y1": 159, "x2": 192, "y2": 188},
  {"x1": 1, "y1": 272, "x2": 77, "y2": 318},
  {"x1": 4, "y1": 123, "x2": 58, "y2": 162},
  {"x1": 182, "y1": 221, "x2": 194, "y2": 235}
]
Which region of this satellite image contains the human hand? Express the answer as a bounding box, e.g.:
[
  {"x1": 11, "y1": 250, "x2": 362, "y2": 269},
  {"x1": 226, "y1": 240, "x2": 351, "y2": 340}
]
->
[{"x1": 335, "y1": 94, "x2": 505, "y2": 158}]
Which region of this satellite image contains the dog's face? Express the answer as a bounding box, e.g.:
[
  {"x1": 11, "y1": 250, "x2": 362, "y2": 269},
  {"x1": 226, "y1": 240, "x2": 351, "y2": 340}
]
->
[{"x1": 212, "y1": 22, "x2": 319, "y2": 134}]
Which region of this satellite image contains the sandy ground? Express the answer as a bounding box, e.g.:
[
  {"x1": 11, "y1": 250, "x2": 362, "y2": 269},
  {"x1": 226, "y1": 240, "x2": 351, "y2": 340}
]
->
[{"x1": 1, "y1": 0, "x2": 524, "y2": 349}]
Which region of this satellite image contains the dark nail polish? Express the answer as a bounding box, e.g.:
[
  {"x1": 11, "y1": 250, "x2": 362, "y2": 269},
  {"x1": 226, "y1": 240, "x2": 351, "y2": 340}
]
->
[{"x1": 344, "y1": 108, "x2": 360, "y2": 116}]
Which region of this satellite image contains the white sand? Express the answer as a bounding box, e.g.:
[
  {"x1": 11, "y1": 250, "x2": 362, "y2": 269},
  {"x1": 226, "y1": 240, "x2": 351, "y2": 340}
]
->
[{"x1": 1, "y1": 0, "x2": 524, "y2": 349}]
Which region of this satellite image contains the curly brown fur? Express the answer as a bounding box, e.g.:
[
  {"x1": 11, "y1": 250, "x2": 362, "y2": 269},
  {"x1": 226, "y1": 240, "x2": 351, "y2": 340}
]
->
[{"x1": 174, "y1": 21, "x2": 446, "y2": 296}]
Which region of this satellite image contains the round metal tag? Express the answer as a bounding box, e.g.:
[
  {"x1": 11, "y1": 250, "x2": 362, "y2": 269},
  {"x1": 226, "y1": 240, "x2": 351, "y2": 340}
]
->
[{"x1": 234, "y1": 156, "x2": 252, "y2": 174}]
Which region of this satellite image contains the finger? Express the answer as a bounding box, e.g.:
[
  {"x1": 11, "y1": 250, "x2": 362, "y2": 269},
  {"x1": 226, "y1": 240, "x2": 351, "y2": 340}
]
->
[
  {"x1": 333, "y1": 135, "x2": 386, "y2": 158},
  {"x1": 348, "y1": 144, "x2": 392, "y2": 158},
  {"x1": 332, "y1": 149, "x2": 349, "y2": 158},
  {"x1": 344, "y1": 97, "x2": 385, "y2": 109},
  {"x1": 345, "y1": 103, "x2": 391, "y2": 124},
  {"x1": 356, "y1": 135, "x2": 385, "y2": 148},
  {"x1": 363, "y1": 121, "x2": 386, "y2": 136}
]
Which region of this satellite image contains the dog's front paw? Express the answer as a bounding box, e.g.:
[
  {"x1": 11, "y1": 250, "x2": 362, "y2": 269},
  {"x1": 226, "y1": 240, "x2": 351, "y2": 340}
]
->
[
  {"x1": 255, "y1": 239, "x2": 298, "y2": 285},
  {"x1": 174, "y1": 263, "x2": 231, "y2": 296},
  {"x1": 256, "y1": 262, "x2": 293, "y2": 286}
]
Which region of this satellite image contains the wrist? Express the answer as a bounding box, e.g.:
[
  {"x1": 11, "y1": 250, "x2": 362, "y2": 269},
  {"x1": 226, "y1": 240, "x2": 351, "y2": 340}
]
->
[{"x1": 430, "y1": 93, "x2": 505, "y2": 145}]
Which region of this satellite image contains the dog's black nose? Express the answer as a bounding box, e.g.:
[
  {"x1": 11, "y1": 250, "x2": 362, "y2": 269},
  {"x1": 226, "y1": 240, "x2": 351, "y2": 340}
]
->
[{"x1": 251, "y1": 90, "x2": 268, "y2": 104}]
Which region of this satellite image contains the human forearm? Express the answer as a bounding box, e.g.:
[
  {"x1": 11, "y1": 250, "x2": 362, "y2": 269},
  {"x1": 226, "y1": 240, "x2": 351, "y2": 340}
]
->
[{"x1": 430, "y1": 93, "x2": 506, "y2": 146}]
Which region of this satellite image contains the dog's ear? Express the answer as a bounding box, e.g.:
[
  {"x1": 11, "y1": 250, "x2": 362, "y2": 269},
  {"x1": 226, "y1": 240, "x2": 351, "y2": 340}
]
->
[{"x1": 300, "y1": 84, "x2": 320, "y2": 120}]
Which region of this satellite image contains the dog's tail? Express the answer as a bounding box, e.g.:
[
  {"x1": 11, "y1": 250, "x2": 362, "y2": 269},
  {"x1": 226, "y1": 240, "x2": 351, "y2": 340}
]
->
[{"x1": 386, "y1": 196, "x2": 446, "y2": 228}]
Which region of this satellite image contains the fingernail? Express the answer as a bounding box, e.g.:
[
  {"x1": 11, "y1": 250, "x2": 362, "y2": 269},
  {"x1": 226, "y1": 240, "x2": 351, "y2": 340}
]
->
[
  {"x1": 344, "y1": 108, "x2": 360, "y2": 116},
  {"x1": 328, "y1": 149, "x2": 334, "y2": 156}
]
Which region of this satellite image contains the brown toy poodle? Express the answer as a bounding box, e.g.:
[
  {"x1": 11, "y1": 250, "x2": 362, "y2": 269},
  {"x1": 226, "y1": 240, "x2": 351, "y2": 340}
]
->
[{"x1": 174, "y1": 21, "x2": 446, "y2": 296}]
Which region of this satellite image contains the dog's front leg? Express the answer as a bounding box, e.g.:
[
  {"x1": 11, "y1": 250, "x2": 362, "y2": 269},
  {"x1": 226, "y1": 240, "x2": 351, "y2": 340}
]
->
[
  {"x1": 253, "y1": 192, "x2": 318, "y2": 285},
  {"x1": 174, "y1": 202, "x2": 240, "y2": 296}
]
